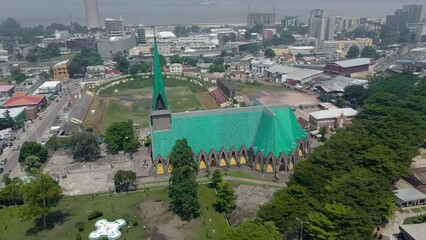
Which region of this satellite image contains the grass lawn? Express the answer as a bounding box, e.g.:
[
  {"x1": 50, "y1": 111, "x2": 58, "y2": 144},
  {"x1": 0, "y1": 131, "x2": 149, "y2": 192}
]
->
[
  {"x1": 0, "y1": 185, "x2": 227, "y2": 240},
  {"x1": 0, "y1": 189, "x2": 168, "y2": 240},
  {"x1": 411, "y1": 208, "x2": 423, "y2": 213},
  {"x1": 421, "y1": 206, "x2": 426, "y2": 211},
  {"x1": 92, "y1": 76, "x2": 214, "y2": 133},
  {"x1": 226, "y1": 170, "x2": 255, "y2": 179},
  {"x1": 233, "y1": 80, "x2": 283, "y2": 96}
]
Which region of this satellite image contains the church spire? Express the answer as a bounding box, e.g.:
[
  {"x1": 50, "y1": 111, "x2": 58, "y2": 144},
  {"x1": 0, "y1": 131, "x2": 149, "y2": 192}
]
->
[{"x1": 152, "y1": 34, "x2": 168, "y2": 111}]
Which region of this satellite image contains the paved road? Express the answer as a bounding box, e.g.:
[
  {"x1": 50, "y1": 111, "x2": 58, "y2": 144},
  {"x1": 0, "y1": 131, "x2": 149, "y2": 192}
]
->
[{"x1": 0, "y1": 85, "x2": 71, "y2": 179}]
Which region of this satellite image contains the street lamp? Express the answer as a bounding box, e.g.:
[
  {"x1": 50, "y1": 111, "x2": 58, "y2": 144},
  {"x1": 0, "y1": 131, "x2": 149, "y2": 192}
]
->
[{"x1": 296, "y1": 217, "x2": 308, "y2": 240}]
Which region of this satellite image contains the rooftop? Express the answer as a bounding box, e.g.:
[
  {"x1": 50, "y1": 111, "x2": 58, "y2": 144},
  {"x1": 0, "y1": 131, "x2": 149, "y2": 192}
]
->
[
  {"x1": 286, "y1": 69, "x2": 323, "y2": 81},
  {"x1": 310, "y1": 108, "x2": 358, "y2": 120},
  {"x1": 394, "y1": 188, "x2": 426, "y2": 202},
  {"x1": 333, "y1": 58, "x2": 371, "y2": 68},
  {"x1": 2, "y1": 95, "x2": 45, "y2": 107},
  {"x1": 400, "y1": 223, "x2": 426, "y2": 239},
  {"x1": 251, "y1": 58, "x2": 275, "y2": 66},
  {"x1": 318, "y1": 76, "x2": 368, "y2": 93},
  {"x1": 266, "y1": 65, "x2": 299, "y2": 75},
  {"x1": 0, "y1": 107, "x2": 26, "y2": 118},
  {"x1": 54, "y1": 60, "x2": 69, "y2": 67},
  {"x1": 0, "y1": 85, "x2": 15, "y2": 92},
  {"x1": 39, "y1": 81, "x2": 62, "y2": 88},
  {"x1": 156, "y1": 31, "x2": 176, "y2": 39}
]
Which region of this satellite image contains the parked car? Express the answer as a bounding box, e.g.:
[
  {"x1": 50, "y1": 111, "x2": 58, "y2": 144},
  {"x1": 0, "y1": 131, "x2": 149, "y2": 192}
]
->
[
  {"x1": 38, "y1": 116, "x2": 42, "y2": 120},
  {"x1": 0, "y1": 168, "x2": 3, "y2": 174},
  {"x1": 13, "y1": 145, "x2": 19, "y2": 151},
  {"x1": 0, "y1": 159, "x2": 7, "y2": 165}
]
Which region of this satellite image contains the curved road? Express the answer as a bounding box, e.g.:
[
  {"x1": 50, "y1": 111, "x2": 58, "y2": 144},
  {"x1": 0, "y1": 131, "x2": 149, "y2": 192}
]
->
[{"x1": 0, "y1": 85, "x2": 71, "y2": 180}]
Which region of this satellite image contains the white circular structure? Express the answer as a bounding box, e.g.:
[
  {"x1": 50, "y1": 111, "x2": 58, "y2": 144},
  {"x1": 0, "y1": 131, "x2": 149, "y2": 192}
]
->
[{"x1": 89, "y1": 219, "x2": 127, "y2": 240}]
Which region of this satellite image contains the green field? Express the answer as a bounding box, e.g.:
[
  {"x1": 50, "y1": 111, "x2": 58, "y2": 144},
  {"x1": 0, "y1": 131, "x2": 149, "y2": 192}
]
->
[
  {"x1": 92, "y1": 76, "x2": 216, "y2": 132},
  {"x1": 0, "y1": 185, "x2": 227, "y2": 240}
]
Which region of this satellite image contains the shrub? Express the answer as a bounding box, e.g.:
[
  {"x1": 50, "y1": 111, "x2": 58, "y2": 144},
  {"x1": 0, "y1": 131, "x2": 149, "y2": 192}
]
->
[
  {"x1": 133, "y1": 221, "x2": 138, "y2": 226},
  {"x1": 74, "y1": 222, "x2": 85, "y2": 232},
  {"x1": 75, "y1": 233, "x2": 82, "y2": 240},
  {"x1": 88, "y1": 210, "x2": 103, "y2": 220}
]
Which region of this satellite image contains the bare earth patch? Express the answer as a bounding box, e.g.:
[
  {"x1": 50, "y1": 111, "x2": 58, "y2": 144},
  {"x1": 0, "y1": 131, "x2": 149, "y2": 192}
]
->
[
  {"x1": 252, "y1": 90, "x2": 319, "y2": 106},
  {"x1": 140, "y1": 199, "x2": 196, "y2": 240}
]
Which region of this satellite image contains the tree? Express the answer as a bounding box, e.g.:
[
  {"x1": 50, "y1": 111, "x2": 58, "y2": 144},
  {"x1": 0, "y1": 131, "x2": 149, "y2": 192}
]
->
[
  {"x1": 215, "y1": 181, "x2": 236, "y2": 213},
  {"x1": 114, "y1": 170, "x2": 137, "y2": 192},
  {"x1": 343, "y1": 85, "x2": 368, "y2": 106},
  {"x1": 104, "y1": 121, "x2": 140, "y2": 154},
  {"x1": 0, "y1": 109, "x2": 16, "y2": 130},
  {"x1": 113, "y1": 52, "x2": 130, "y2": 74},
  {"x1": 129, "y1": 64, "x2": 140, "y2": 76},
  {"x1": 2, "y1": 172, "x2": 11, "y2": 185},
  {"x1": 19, "y1": 141, "x2": 48, "y2": 163},
  {"x1": 173, "y1": 25, "x2": 190, "y2": 37},
  {"x1": 319, "y1": 127, "x2": 328, "y2": 142},
  {"x1": 210, "y1": 169, "x2": 222, "y2": 189},
  {"x1": 12, "y1": 72, "x2": 28, "y2": 84},
  {"x1": 264, "y1": 48, "x2": 276, "y2": 58},
  {"x1": 220, "y1": 221, "x2": 282, "y2": 240},
  {"x1": 170, "y1": 54, "x2": 182, "y2": 64},
  {"x1": 360, "y1": 46, "x2": 378, "y2": 58},
  {"x1": 70, "y1": 132, "x2": 100, "y2": 162},
  {"x1": 248, "y1": 43, "x2": 261, "y2": 55},
  {"x1": 23, "y1": 155, "x2": 42, "y2": 175},
  {"x1": 346, "y1": 45, "x2": 360, "y2": 59},
  {"x1": 20, "y1": 173, "x2": 61, "y2": 229},
  {"x1": 168, "y1": 139, "x2": 200, "y2": 221},
  {"x1": 336, "y1": 97, "x2": 346, "y2": 108},
  {"x1": 0, "y1": 178, "x2": 23, "y2": 206},
  {"x1": 190, "y1": 25, "x2": 199, "y2": 33},
  {"x1": 208, "y1": 63, "x2": 225, "y2": 73},
  {"x1": 159, "y1": 55, "x2": 167, "y2": 67}
]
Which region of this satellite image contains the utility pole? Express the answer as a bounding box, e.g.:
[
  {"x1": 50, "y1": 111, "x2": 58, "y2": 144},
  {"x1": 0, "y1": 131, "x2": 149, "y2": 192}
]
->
[{"x1": 296, "y1": 217, "x2": 308, "y2": 240}]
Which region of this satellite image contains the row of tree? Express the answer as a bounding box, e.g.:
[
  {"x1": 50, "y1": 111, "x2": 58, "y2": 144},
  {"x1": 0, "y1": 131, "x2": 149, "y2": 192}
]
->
[
  {"x1": 26, "y1": 42, "x2": 61, "y2": 62},
  {"x1": 346, "y1": 45, "x2": 379, "y2": 59},
  {"x1": 256, "y1": 74, "x2": 426, "y2": 239},
  {"x1": 68, "y1": 47, "x2": 103, "y2": 78}
]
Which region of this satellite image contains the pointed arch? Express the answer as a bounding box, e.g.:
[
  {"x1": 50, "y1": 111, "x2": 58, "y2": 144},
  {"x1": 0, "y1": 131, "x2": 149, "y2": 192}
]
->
[
  {"x1": 157, "y1": 159, "x2": 165, "y2": 175},
  {"x1": 239, "y1": 146, "x2": 248, "y2": 166},
  {"x1": 156, "y1": 93, "x2": 166, "y2": 111},
  {"x1": 168, "y1": 163, "x2": 173, "y2": 173},
  {"x1": 266, "y1": 158, "x2": 274, "y2": 173},
  {"x1": 254, "y1": 152, "x2": 264, "y2": 172},
  {"x1": 288, "y1": 155, "x2": 295, "y2": 171},
  {"x1": 220, "y1": 151, "x2": 227, "y2": 167},
  {"x1": 209, "y1": 149, "x2": 217, "y2": 168},
  {"x1": 277, "y1": 153, "x2": 286, "y2": 172},
  {"x1": 298, "y1": 141, "x2": 305, "y2": 159},
  {"x1": 229, "y1": 148, "x2": 238, "y2": 166},
  {"x1": 199, "y1": 154, "x2": 207, "y2": 170}
]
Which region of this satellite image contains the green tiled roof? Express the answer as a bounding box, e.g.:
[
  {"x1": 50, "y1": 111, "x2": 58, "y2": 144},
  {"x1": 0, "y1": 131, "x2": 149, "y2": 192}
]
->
[
  {"x1": 151, "y1": 104, "x2": 307, "y2": 159},
  {"x1": 152, "y1": 38, "x2": 168, "y2": 111}
]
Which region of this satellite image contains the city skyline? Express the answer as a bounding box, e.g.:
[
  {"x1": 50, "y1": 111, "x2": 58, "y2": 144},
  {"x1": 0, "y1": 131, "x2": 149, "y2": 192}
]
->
[{"x1": 0, "y1": 0, "x2": 424, "y2": 26}]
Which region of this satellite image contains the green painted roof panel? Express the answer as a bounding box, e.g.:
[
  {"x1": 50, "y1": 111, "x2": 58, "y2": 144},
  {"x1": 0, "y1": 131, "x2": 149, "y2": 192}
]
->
[{"x1": 152, "y1": 38, "x2": 168, "y2": 111}]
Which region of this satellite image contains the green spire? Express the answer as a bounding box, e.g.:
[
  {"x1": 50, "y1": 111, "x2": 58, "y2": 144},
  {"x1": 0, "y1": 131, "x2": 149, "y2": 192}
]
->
[{"x1": 152, "y1": 36, "x2": 168, "y2": 111}]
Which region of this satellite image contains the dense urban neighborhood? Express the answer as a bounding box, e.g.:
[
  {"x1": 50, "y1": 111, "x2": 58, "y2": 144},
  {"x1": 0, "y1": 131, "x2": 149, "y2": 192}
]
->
[{"x1": 0, "y1": 1, "x2": 426, "y2": 240}]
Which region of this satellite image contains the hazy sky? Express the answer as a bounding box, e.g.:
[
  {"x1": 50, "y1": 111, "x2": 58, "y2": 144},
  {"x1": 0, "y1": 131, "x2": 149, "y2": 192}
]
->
[{"x1": 0, "y1": 0, "x2": 424, "y2": 26}]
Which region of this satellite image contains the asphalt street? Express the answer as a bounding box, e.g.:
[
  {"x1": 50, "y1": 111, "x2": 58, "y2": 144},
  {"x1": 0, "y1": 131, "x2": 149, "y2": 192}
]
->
[{"x1": 0, "y1": 82, "x2": 74, "y2": 179}]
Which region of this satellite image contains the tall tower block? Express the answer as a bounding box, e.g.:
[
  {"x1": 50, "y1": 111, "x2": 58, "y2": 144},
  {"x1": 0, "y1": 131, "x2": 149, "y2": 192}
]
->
[{"x1": 84, "y1": 0, "x2": 101, "y2": 29}]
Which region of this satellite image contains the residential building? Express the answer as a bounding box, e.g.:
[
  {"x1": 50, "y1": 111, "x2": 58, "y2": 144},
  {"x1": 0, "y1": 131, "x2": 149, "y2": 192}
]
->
[
  {"x1": 145, "y1": 31, "x2": 177, "y2": 44},
  {"x1": 399, "y1": 223, "x2": 426, "y2": 240},
  {"x1": 247, "y1": 11, "x2": 276, "y2": 27},
  {"x1": 324, "y1": 58, "x2": 371, "y2": 75},
  {"x1": 169, "y1": 63, "x2": 182, "y2": 74},
  {"x1": 395, "y1": 188, "x2": 426, "y2": 208},
  {"x1": 84, "y1": 0, "x2": 101, "y2": 29},
  {"x1": 52, "y1": 60, "x2": 70, "y2": 81},
  {"x1": 105, "y1": 18, "x2": 124, "y2": 37},
  {"x1": 86, "y1": 65, "x2": 106, "y2": 78},
  {"x1": 96, "y1": 36, "x2": 137, "y2": 59},
  {"x1": 0, "y1": 85, "x2": 15, "y2": 100},
  {"x1": 318, "y1": 38, "x2": 373, "y2": 56},
  {"x1": 150, "y1": 38, "x2": 308, "y2": 175},
  {"x1": 309, "y1": 107, "x2": 358, "y2": 129},
  {"x1": 251, "y1": 58, "x2": 276, "y2": 75}
]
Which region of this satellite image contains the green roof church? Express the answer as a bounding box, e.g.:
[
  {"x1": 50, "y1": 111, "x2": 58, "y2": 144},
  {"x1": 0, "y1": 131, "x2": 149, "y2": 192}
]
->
[{"x1": 149, "y1": 38, "x2": 309, "y2": 175}]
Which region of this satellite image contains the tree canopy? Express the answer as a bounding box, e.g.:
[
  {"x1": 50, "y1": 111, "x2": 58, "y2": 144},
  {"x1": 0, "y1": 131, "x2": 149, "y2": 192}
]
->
[
  {"x1": 360, "y1": 46, "x2": 378, "y2": 58},
  {"x1": 104, "y1": 121, "x2": 140, "y2": 154},
  {"x1": 264, "y1": 48, "x2": 276, "y2": 58},
  {"x1": 114, "y1": 170, "x2": 137, "y2": 192},
  {"x1": 345, "y1": 45, "x2": 360, "y2": 59},
  {"x1": 70, "y1": 131, "x2": 100, "y2": 162},
  {"x1": 68, "y1": 47, "x2": 103, "y2": 78},
  {"x1": 215, "y1": 181, "x2": 236, "y2": 213},
  {"x1": 113, "y1": 52, "x2": 130, "y2": 74},
  {"x1": 220, "y1": 221, "x2": 282, "y2": 240},
  {"x1": 168, "y1": 139, "x2": 200, "y2": 221},
  {"x1": 258, "y1": 74, "x2": 426, "y2": 239},
  {"x1": 19, "y1": 141, "x2": 48, "y2": 163}
]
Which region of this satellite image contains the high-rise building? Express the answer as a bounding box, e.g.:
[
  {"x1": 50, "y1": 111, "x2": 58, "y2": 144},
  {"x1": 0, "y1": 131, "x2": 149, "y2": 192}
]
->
[
  {"x1": 282, "y1": 15, "x2": 299, "y2": 29},
  {"x1": 105, "y1": 18, "x2": 124, "y2": 37},
  {"x1": 137, "y1": 28, "x2": 146, "y2": 44},
  {"x1": 84, "y1": 0, "x2": 101, "y2": 29},
  {"x1": 309, "y1": 9, "x2": 334, "y2": 41},
  {"x1": 403, "y1": 4, "x2": 424, "y2": 24}
]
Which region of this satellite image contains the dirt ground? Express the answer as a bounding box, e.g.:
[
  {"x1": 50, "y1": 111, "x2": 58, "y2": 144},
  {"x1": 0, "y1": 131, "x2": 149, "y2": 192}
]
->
[
  {"x1": 245, "y1": 90, "x2": 319, "y2": 106},
  {"x1": 197, "y1": 92, "x2": 219, "y2": 110},
  {"x1": 83, "y1": 96, "x2": 110, "y2": 134},
  {"x1": 140, "y1": 199, "x2": 195, "y2": 240},
  {"x1": 411, "y1": 148, "x2": 426, "y2": 168},
  {"x1": 43, "y1": 148, "x2": 151, "y2": 195},
  {"x1": 228, "y1": 184, "x2": 278, "y2": 226}
]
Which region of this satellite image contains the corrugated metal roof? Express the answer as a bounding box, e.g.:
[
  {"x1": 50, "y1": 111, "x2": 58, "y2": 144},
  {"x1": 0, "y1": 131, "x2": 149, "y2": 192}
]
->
[
  {"x1": 266, "y1": 65, "x2": 299, "y2": 75},
  {"x1": 286, "y1": 69, "x2": 323, "y2": 81},
  {"x1": 334, "y1": 58, "x2": 371, "y2": 68},
  {"x1": 394, "y1": 188, "x2": 426, "y2": 202},
  {"x1": 310, "y1": 108, "x2": 358, "y2": 120},
  {"x1": 318, "y1": 76, "x2": 368, "y2": 93},
  {"x1": 0, "y1": 85, "x2": 15, "y2": 92},
  {"x1": 400, "y1": 223, "x2": 426, "y2": 239}
]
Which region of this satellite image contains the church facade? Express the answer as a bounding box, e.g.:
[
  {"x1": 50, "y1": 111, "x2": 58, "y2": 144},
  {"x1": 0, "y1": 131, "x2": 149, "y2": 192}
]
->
[{"x1": 149, "y1": 39, "x2": 309, "y2": 175}]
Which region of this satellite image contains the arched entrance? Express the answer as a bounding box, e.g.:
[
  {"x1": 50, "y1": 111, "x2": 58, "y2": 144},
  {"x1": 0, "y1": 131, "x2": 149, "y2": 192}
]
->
[
  {"x1": 168, "y1": 164, "x2": 172, "y2": 173},
  {"x1": 266, "y1": 159, "x2": 274, "y2": 173},
  {"x1": 289, "y1": 156, "x2": 294, "y2": 171},
  {"x1": 220, "y1": 153, "x2": 227, "y2": 167},
  {"x1": 157, "y1": 161, "x2": 165, "y2": 174},
  {"x1": 298, "y1": 143, "x2": 304, "y2": 158},
  {"x1": 240, "y1": 153, "x2": 247, "y2": 165},
  {"x1": 199, "y1": 156, "x2": 207, "y2": 170},
  {"x1": 279, "y1": 164, "x2": 286, "y2": 172},
  {"x1": 230, "y1": 152, "x2": 237, "y2": 166},
  {"x1": 210, "y1": 154, "x2": 217, "y2": 167},
  {"x1": 255, "y1": 162, "x2": 262, "y2": 171}
]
